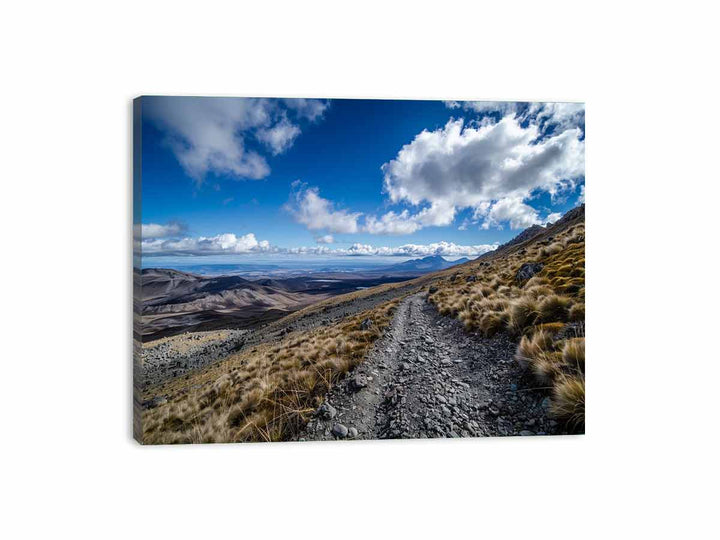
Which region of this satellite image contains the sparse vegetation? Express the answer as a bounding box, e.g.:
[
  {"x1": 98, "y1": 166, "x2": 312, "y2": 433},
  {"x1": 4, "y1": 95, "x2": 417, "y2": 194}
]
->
[
  {"x1": 141, "y1": 299, "x2": 400, "y2": 443},
  {"x1": 429, "y1": 218, "x2": 585, "y2": 432},
  {"x1": 140, "y1": 210, "x2": 586, "y2": 441}
]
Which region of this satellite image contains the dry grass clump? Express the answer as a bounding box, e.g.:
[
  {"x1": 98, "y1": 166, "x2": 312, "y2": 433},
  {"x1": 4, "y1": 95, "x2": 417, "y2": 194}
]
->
[
  {"x1": 516, "y1": 329, "x2": 556, "y2": 369},
  {"x1": 551, "y1": 375, "x2": 585, "y2": 431},
  {"x1": 508, "y1": 297, "x2": 540, "y2": 335},
  {"x1": 428, "y1": 213, "x2": 585, "y2": 430},
  {"x1": 141, "y1": 299, "x2": 400, "y2": 444},
  {"x1": 537, "y1": 294, "x2": 573, "y2": 323},
  {"x1": 541, "y1": 242, "x2": 565, "y2": 257},
  {"x1": 562, "y1": 338, "x2": 585, "y2": 372},
  {"x1": 516, "y1": 331, "x2": 586, "y2": 432},
  {"x1": 568, "y1": 302, "x2": 585, "y2": 322}
]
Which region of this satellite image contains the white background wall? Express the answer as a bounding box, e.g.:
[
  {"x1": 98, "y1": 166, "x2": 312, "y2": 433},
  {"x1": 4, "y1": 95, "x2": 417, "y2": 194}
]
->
[{"x1": 1, "y1": 2, "x2": 718, "y2": 538}]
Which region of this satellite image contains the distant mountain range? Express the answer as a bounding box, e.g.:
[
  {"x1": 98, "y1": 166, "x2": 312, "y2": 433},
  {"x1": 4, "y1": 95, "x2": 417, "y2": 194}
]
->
[{"x1": 378, "y1": 255, "x2": 470, "y2": 273}]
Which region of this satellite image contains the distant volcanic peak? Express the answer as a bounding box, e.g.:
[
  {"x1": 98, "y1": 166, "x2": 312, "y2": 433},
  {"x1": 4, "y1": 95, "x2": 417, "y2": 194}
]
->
[{"x1": 380, "y1": 254, "x2": 468, "y2": 273}]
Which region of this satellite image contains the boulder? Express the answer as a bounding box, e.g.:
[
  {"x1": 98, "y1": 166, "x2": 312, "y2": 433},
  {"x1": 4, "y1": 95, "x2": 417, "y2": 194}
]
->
[{"x1": 516, "y1": 262, "x2": 544, "y2": 282}]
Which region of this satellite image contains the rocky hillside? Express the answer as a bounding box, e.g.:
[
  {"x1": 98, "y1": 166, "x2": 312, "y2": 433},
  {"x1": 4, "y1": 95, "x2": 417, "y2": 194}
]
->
[{"x1": 429, "y1": 205, "x2": 585, "y2": 431}]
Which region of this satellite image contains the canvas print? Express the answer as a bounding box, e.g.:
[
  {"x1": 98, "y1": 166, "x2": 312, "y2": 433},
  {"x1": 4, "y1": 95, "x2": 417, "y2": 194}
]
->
[{"x1": 133, "y1": 97, "x2": 585, "y2": 444}]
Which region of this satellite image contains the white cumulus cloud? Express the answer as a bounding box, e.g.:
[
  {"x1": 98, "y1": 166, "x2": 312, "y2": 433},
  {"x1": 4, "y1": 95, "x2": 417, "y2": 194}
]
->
[
  {"x1": 364, "y1": 210, "x2": 421, "y2": 235},
  {"x1": 545, "y1": 212, "x2": 563, "y2": 225},
  {"x1": 528, "y1": 102, "x2": 585, "y2": 132},
  {"x1": 381, "y1": 115, "x2": 584, "y2": 230},
  {"x1": 142, "y1": 232, "x2": 273, "y2": 255},
  {"x1": 256, "y1": 117, "x2": 301, "y2": 155},
  {"x1": 283, "y1": 98, "x2": 330, "y2": 122},
  {"x1": 139, "y1": 222, "x2": 186, "y2": 239},
  {"x1": 444, "y1": 100, "x2": 521, "y2": 115},
  {"x1": 287, "y1": 185, "x2": 362, "y2": 234},
  {"x1": 479, "y1": 198, "x2": 541, "y2": 230},
  {"x1": 144, "y1": 97, "x2": 329, "y2": 183},
  {"x1": 445, "y1": 100, "x2": 584, "y2": 133}
]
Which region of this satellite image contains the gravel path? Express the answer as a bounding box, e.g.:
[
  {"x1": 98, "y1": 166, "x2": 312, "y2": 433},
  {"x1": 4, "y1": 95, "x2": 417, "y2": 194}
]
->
[{"x1": 301, "y1": 292, "x2": 560, "y2": 440}]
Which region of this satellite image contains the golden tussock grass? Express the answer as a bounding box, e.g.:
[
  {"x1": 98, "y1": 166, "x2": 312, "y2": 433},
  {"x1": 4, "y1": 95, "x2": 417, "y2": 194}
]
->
[
  {"x1": 142, "y1": 299, "x2": 400, "y2": 444},
  {"x1": 551, "y1": 375, "x2": 585, "y2": 431}
]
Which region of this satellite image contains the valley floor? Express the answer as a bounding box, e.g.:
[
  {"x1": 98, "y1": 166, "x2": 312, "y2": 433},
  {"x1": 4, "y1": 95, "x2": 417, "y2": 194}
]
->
[{"x1": 300, "y1": 292, "x2": 560, "y2": 440}]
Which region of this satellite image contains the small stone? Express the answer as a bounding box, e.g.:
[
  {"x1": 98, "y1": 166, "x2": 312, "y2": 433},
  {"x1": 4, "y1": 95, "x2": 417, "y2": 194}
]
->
[
  {"x1": 541, "y1": 397, "x2": 552, "y2": 410},
  {"x1": 360, "y1": 318, "x2": 374, "y2": 330},
  {"x1": 349, "y1": 374, "x2": 368, "y2": 391},
  {"x1": 317, "y1": 402, "x2": 337, "y2": 420},
  {"x1": 145, "y1": 396, "x2": 167, "y2": 409},
  {"x1": 348, "y1": 427, "x2": 358, "y2": 438},
  {"x1": 519, "y1": 430, "x2": 534, "y2": 436},
  {"x1": 331, "y1": 423, "x2": 349, "y2": 438}
]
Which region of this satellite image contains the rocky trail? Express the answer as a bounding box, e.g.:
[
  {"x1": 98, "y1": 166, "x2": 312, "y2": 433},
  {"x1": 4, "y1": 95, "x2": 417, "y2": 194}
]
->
[{"x1": 300, "y1": 292, "x2": 560, "y2": 440}]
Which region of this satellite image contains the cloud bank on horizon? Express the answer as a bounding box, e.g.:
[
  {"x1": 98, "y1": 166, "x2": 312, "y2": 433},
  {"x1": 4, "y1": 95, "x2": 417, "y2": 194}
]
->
[
  {"x1": 140, "y1": 232, "x2": 499, "y2": 259},
  {"x1": 140, "y1": 98, "x2": 584, "y2": 258}
]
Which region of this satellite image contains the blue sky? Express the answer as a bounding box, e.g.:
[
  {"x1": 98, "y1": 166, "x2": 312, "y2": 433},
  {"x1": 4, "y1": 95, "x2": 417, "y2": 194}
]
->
[{"x1": 139, "y1": 97, "x2": 584, "y2": 262}]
